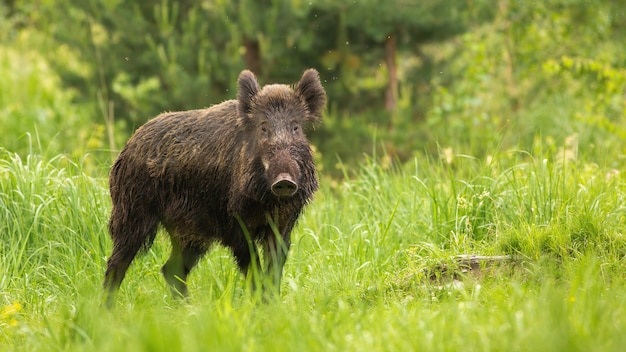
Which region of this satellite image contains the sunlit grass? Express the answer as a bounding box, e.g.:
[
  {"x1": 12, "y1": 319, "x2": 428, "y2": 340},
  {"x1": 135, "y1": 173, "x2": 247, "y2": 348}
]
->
[{"x1": 2, "y1": 144, "x2": 626, "y2": 351}]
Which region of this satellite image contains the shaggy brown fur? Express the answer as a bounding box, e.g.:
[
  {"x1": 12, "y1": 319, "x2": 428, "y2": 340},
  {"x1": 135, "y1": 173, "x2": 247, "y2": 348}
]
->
[{"x1": 103, "y1": 69, "x2": 326, "y2": 306}]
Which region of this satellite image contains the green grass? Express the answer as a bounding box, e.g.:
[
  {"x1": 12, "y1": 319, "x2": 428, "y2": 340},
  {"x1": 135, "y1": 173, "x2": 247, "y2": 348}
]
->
[{"x1": 2, "y1": 144, "x2": 626, "y2": 351}]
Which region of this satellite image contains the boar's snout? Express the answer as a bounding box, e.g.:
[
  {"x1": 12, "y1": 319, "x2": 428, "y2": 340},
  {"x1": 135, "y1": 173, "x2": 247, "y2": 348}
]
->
[{"x1": 271, "y1": 173, "x2": 298, "y2": 197}]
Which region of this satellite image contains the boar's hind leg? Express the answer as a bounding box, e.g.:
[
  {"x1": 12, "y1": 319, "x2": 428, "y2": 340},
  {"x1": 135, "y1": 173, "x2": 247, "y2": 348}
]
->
[
  {"x1": 103, "y1": 212, "x2": 159, "y2": 308},
  {"x1": 161, "y1": 236, "x2": 204, "y2": 298}
]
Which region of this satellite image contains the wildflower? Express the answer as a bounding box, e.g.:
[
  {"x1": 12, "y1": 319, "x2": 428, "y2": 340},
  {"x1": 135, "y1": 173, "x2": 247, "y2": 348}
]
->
[{"x1": 1, "y1": 302, "x2": 22, "y2": 327}]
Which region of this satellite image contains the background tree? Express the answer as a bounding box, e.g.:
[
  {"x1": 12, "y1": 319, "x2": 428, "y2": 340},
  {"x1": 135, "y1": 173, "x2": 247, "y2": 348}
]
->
[{"x1": 311, "y1": 0, "x2": 492, "y2": 117}]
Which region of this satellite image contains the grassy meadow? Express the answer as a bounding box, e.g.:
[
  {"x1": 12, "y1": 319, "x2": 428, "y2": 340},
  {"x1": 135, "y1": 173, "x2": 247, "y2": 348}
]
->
[
  {"x1": 2, "y1": 143, "x2": 626, "y2": 351},
  {"x1": 3, "y1": 3, "x2": 626, "y2": 350}
]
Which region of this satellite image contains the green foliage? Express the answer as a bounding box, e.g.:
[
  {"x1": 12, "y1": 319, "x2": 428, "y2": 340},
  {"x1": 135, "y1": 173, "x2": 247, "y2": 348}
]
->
[
  {"x1": 40, "y1": 0, "x2": 246, "y2": 125},
  {"x1": 0, "y1": 32, "x2": 106, "y2": 161},
  {"x1": 3, "y1": 0, "x2": 626, "y2": 171},
  {"x1": 422, "y1": 0, "x2": 626, "y2": 160},
  {"x1": 2, "y1": 0, "x2": 492, "y2": 161},
  {"x1": 544, "y1": 56, "x2": 626, "y2": 153}
]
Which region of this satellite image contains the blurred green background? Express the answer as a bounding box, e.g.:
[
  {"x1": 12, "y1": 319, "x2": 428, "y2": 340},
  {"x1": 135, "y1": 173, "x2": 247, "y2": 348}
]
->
[{"x1": 1, "y1": 0, "x2": 625, "y2": 174}]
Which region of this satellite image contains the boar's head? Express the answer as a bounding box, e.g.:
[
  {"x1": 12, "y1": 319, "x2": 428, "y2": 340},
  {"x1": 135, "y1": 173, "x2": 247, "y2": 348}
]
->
[{"x1": 237, "y1": 69, "x2": 326, "y2": 200}]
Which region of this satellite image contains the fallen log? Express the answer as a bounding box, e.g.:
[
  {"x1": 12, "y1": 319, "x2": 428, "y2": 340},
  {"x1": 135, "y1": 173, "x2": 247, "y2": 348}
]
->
[{"x1": 425, "y1": 254, "x2": 519, "y2": 282}]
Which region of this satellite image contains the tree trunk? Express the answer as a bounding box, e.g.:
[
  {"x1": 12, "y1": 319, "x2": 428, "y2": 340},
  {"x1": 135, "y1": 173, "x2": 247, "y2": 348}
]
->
[
  {"x1": 243, "y1": 36, "x2": 262, "y2": 76},
  {"x1": 384, "y1": 33, "x2": 398, "y2": 125}
]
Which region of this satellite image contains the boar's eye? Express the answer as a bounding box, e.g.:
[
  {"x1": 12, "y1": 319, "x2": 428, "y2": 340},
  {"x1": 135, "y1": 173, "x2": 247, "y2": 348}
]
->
[
  {"x1": 260, "y1": 124, "x2": 268, "y2": 135},
  {"x1": 291, "y1": 121, "x2": 302, "y2": 135}
]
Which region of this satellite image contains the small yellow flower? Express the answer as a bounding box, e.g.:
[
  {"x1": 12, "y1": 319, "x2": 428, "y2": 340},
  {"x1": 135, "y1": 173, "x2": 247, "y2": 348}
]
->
[{"x1": 1, "y1": 302, "x2": 22, "y2": 324}]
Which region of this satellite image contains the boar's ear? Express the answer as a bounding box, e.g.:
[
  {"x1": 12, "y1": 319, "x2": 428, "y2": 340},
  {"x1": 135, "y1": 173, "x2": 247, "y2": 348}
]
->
[
  {"x1": 296, "y1": 69, "x2": 327, "y2": 123},
  {"x1": 237, "y1": 70, "x2": 260, "y2": 116}
]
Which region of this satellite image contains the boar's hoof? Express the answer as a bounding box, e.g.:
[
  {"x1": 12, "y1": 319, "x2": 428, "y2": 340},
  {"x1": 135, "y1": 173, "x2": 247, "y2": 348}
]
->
[{"x1": 271, "y1": 173, "x2": 298, "y2": 197}]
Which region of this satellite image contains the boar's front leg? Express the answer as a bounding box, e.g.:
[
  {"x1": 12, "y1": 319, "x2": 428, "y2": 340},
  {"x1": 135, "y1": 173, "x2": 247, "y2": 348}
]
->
[
  {"x1": 262, "y1": 214, "x2": 296, "y2": 295},
  {"x1": 232, "y1": 237, "x2": 263, "y2": 291},
  {"x1": 262, "y1": 231, "x2": 291, "y2": 293},
  {"x1": 161, "y1": 234, "x2": 205, "y2": 298}
]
